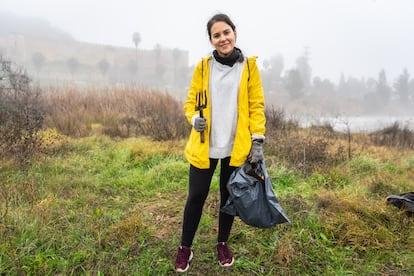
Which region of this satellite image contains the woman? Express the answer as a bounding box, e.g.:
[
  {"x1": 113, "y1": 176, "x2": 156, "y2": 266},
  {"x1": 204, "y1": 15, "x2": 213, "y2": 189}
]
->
[{"x1": 174, "y1": 13, "x2": 266, "y2": 273}]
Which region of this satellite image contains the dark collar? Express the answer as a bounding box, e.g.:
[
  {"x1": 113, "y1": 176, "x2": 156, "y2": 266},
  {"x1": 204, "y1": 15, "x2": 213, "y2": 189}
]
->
[{"x1": 213, "y1": 47, "x2": 241, "y2": 67}]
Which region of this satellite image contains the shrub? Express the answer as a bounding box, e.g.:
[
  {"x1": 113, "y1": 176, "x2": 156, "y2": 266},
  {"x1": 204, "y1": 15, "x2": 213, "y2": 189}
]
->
[
  {"x1": 265, "y1": 106, "x2": 299, "y2": 133},
  {"x1": 0, "y1": 56, "x2": 44, "y2": 169},
  {"x1": 369, "y1": 122, "x2": 414, "y2": 149},
  {"x1": 266, "y1": 123, "x2": 347, "y2": 176},
  {"x1": 0, "y1": 57, "x2": 45, "y2": 217}
]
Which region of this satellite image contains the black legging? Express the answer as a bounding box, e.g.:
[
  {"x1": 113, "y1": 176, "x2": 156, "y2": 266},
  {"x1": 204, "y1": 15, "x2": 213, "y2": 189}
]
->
[{"x1": 180, "y1": 157, "x2": 237, "y2": 247}]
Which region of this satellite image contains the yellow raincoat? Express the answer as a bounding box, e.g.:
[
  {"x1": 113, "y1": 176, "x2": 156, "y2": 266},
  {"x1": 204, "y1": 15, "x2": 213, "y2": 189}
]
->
[{"x1": 184, "y1": 55, "x2": 266, "y2": 169}]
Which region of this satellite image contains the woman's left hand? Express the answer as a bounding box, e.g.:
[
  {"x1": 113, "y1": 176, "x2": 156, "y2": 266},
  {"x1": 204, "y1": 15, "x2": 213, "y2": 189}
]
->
[{"x1": 248, "y1": 139, "x2": 264, "y2": 163}]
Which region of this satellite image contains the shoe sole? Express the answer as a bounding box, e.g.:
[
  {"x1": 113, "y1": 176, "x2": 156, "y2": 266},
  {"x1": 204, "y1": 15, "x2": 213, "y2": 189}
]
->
[
  {"x1": 175, "y1": 251, "x2": 194, "y2": 273},
  {"x1": 219, "y1": 257, "x2": 234, "y2": 268}
]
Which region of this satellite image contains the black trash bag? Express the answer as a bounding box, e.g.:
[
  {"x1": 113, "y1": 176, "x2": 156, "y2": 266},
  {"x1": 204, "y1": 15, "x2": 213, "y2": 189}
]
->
[
  {"x1": 221, "y1": 160, "x2": 290, "y2": 228},
  {"x1": 386, "y1": 192, "x2": 414, "y2": 213}
]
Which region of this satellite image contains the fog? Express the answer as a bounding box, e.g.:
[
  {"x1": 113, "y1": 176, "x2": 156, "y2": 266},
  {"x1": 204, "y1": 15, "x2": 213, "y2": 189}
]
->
[
  {"x1": 2, "y1": 0, "x2": 414, "y2": 130},
  {"x1": 2, "y1": 0, "x2": 414, "y2": 82}
]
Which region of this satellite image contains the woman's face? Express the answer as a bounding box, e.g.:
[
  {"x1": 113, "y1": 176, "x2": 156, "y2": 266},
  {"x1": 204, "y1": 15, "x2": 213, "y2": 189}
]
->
[{"x1": 209, "y1": 21, "x2": 237, "y2": 57}]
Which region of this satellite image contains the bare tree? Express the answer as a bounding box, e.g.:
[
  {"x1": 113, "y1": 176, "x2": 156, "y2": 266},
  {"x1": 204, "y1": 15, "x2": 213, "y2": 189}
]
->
[{"x1": 0, "y1": 56, "x2": 44, "y2": 170}]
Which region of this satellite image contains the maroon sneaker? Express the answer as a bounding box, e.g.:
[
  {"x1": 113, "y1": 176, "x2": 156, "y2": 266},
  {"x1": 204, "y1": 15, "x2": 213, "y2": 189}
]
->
[
  {"x1": 174, "y1": 246, "x2": 193, "y2": 273},
  {"x1": 216, "y1": 242, "x2": 234, "y2": 267}
]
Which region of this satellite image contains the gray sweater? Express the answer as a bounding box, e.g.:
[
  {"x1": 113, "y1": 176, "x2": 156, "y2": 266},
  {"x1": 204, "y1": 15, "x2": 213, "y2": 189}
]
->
[{"x1": 208, "y1": 57, "x2": 244, "y2": 159}]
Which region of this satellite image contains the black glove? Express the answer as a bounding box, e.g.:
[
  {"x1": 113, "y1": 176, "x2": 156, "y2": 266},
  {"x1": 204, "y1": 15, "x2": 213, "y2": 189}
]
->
[
  {"x1": 248, "y1": 139, "x2": 264, "y2": 163},
  {"x1": 194, "y1": 117, "x2": 207, "y2": 132}
]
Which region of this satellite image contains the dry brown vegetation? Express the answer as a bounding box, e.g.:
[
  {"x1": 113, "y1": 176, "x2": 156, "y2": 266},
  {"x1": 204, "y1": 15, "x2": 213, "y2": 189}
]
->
[
  {"x1": 264, "y1": 106, "x2": 414, "y2": 176},
  {"x1": 42, "y1": 85, "x2": 190, "y2": 140},
  {"x1": 0, "y1": 58, "x2": 44, "y2": 170}
]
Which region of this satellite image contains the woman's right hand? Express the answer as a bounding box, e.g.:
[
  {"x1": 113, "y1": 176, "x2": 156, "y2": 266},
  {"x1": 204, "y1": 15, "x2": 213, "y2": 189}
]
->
[{"x1": 194, "y1": 117, "x2": 207, "y2": 132}]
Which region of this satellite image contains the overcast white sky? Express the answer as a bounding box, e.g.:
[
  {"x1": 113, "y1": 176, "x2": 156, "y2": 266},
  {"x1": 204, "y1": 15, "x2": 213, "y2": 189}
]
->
[{"x1": 2, "y1": 0, "x2": 414, "y2": 83}]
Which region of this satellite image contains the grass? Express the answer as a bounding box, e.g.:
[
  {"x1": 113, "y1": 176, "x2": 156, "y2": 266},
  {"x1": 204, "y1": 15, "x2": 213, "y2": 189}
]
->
[{"x1": 1, "y1": 132, "x2": 414, "y2": 275}]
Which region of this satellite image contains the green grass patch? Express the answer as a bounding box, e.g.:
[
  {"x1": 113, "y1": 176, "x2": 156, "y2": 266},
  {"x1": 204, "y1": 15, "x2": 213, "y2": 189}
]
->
[{"x1": 1, "y1": 134, "x2": 414, "y2": 275}]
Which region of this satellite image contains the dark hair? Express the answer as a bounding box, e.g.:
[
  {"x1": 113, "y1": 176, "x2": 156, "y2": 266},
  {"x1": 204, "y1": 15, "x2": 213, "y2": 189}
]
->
[
  {"x1": 207, "y1": 13, "x2": 244, "y2": 63},
  {"x1": 207, "y1": 13, "x2": 236, "y2": 40}
]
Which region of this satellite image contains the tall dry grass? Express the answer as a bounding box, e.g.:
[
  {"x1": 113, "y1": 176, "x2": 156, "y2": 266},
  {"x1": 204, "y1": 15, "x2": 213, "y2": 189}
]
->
[
  {"x1": 42, "y1": 85, "x2": 190, "y2": 140},
  {"x1": 265, "y1": 107, "x2": 348, "y2": 175},
  {"x1": 369, "y1": 122, "x2": 414, "y2": 149}
]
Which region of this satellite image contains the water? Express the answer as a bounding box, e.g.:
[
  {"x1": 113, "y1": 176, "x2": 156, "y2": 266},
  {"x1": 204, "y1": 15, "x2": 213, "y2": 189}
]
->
[{"x1": 301, "y1": 116, "x2": 414, "y2": 133}]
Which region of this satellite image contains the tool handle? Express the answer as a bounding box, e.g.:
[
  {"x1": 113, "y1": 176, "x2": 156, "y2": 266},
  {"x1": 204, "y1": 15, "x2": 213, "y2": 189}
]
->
[
  {"x1": 199, "y1": 109, "x2": 205, "y2": 143},
  {"x1": 200, "y1": 130, "x2": 205, "y2": 143}
]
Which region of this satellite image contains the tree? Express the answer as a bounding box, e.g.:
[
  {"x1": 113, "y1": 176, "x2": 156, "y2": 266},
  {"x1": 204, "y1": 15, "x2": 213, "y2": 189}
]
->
[
  {"x1": 312, "y1": 77, "x2": 335, "y2": 96},
  {"x1": 132, "y1": 32, "x2": 141, "y2": 50},
  {"x1": 284, "y1": 69, "x2": 304, "y2": 98},
  {"x1": 66, "y1": 57, "x2": 79, "y2": 80},
  {"x1": 339, "y1": 75, "x2": 370, "y2": 99},
  {"x1": 311, "y1": 77, "x2": 338, "y2": 114},
  {"x1": 264, "y1": 54, "x2": 284, "y2": 92},
  {"x1": 295, "y1": 47, "x2": 312, "y2": 88},
  {"x1": 132, "y1": 32, "x2": 141, "y2": 75},
  {"x1": 32, "y1": 51, "x2": 45, "y2": 76},
  {"x1": 337, "y1": 73, "x2": 347, "y2": 96},
  {"x1": 376, "y1": 69, "x2": 391, "y2": 104},
  {"x1": 393, "y1": 68, "x2": 410, "y2": 103},
  {"x1": 269, "y1": 54, "x2": 284, "y2": 81}
]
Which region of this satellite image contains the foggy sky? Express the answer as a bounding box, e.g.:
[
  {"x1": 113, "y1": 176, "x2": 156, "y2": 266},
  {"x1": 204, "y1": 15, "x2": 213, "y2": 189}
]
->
[{"x1": 2, "y1": 0, "x2": 414, "y2": 83}]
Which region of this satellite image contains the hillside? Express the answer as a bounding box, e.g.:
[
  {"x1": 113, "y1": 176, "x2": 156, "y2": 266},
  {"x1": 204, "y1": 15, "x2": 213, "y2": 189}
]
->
[{"x1": 0, "y1": 12, "x2": 190, "y2": 88}]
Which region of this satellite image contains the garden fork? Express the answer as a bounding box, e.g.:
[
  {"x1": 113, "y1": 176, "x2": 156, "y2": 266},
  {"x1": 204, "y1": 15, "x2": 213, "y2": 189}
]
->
[{"x1": 195, "y1": 90, "x2": 207, "y2": 143}]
